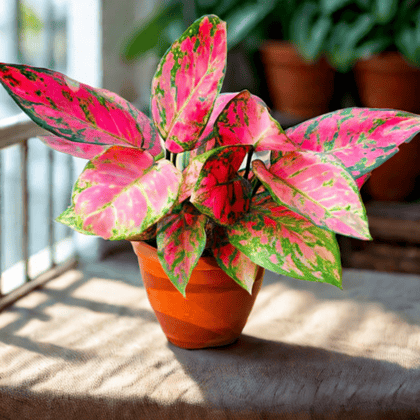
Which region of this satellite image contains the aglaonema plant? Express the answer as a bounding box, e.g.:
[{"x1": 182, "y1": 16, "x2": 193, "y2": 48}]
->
[{"x1": 2, "y1": 14, "x2": 420, "y2": 296}]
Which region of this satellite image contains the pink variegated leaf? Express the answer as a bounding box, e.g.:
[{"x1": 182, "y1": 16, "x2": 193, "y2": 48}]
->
[
  {"x1": 212, "y1": 225, "x2": 259, "y2": 293},
  {"x1": 215, "y1": 90, "x2": 296, "y2": 152},
  {"x1": 191, "y1": 145, "x2": 252, "y2": 225},
  {"x1": 157, "y1": 202, "x2": 207, "y2": 296},
  {"x1": 284, "y1": 108, "x2": 420, "y2": 178},
  {"x1": 227, "y1": 196, "x2": 342, "y2": 288},
  {"x1": 0, "y1": 63, "x2": 161, "y2": 156},
  {"x1": 356, "y1": 173, "x2": 370, "y2": 189},
  {"x1": 129, "y1": 224, "x2": 157, "y2": 241},
  {"x1": 58, "y1": 146, "x2": 181, "y2": 240},
  {"x1": 151, "y1": 15, "x2": 227, "y2": 152},
  {"x1": 176, "y1": 93, "x2": 268, "y2": 168},
  {"x1": 177, "y1": 150, "x2": 214, "y2": 204},
  {"x1": 252, "y1": 153, "x2": 370, "y2": 240},
  {"x1": 38, "y1": 135, "x2": 108, "y2": 159}
]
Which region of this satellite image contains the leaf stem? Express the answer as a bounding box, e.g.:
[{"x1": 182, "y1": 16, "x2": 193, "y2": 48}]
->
[
  {"x1": 252, "y1": 179, "x2": 262, "y2": 197},
  {"x1": 243, "y1": 150, "x2": 254, "y2": 181},
  {"x1": 171, "y1": 151, "x2": 177, "y2": 166}
]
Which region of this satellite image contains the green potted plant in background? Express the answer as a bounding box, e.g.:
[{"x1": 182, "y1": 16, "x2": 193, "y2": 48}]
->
[
  {"x1": 2, "y1": 15, "x2": 420, "y2": 349},
  {"x1": 259, "y1": 0, "x2": 336, "y2": 119},
  {"x1": 324, "y1": 0, "x2": 420, "y2": 201}
]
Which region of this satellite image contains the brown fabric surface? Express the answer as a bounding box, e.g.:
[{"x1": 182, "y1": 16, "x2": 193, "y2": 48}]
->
[{"x1": 1, "y1": 252, "x2": 420, "y2": 419}]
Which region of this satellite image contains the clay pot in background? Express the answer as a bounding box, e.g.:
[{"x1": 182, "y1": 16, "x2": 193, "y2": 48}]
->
[
  {"x1": 260, "y1": 40, "x2": 335, "y2": 119},
  {"x1": 354, "y1": 52, "x2": 420, "y2": 201}
]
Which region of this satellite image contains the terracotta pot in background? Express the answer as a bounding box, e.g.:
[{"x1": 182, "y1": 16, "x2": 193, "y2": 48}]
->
[
  {"x1": 260, "y1": 40, "x2": 335, "y2": 119},
  {"x1": 354, "y1": 52, "x2": 420, "y2": 201},
  {"x1": 131, "y1": 241, "x2": 264, "y2": 349}
]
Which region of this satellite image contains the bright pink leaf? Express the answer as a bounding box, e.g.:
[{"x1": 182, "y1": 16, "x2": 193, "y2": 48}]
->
[
  {"x1": 284, "y1": 108, "x2": 420, "y2": 178},
  {"x1": 191, "y1": 145, "x2": 252, "y2": 225},
  {"x1": 0, "y1": 63, "x2": 161, "y2": 156},
  {"x1": 215, "y1": 90, "x2": 296, "y2": 152},
  {"x1": 252, "y1": 153, "x2": 371, "y2": 240},
  {"x1": 38, "y1": 135, "x2": 107, "y2": 159},
  {"x1": 212, "y1": 225, "x2": 259, "y2": 293},
  {"x1": 60, "y1": 146, "x2": 181, "y2": 240},
  {"x1": 151, "y1": 15, "x2": 227, "y2": 152},
  {"x1": 177, "y1": 150, "x2": 213, "y2": 204},
  {"x1": 157, "y1": 202, "x2": 207, "y2": 296},
  {"x1": 227, "y1": 195, "x2": 342, "y2": 288}
]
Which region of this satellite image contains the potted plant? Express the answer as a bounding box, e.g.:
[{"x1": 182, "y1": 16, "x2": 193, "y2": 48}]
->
[
  {"x1": 259, "y1": 0, "x2": 336, "y2": 119},
  {"x1": 324, "y1": 0, "x2": 420, "y2": 200},
  {"x1": 1, "y1": 15, "x2": 420, "y2": 349}
]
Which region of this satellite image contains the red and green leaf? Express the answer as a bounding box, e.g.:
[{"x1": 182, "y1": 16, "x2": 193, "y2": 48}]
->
[
  {"x1": 0, "y1": 63, "x2": 161, "y2": 155},
  {"x1": 212, "y1": 226, "x2": 259, "y2": 293},
  {"x1": 59, "y1": 146, "x2": 181, "y2": 240},
  {"x1": 157, "y1": 202, "x2": 207, "y2": 296},
  {"x1": 227, "y1": 194, "x2": 342, "y2": 288},
  {"x1": 284, "y1": 108, "x2": 420, "y2": 178},
  {"x1": 252, "y1": 152, "x2": 370, "y2": 240},
  {"x1": 151, "y1": 15, "x2": 227, "y2": 152},
  {"x1": 191, "y1": 145, "x2": 252, "y2": 225},
  {"x1": 38, "y1": 135, "x2": 108, "y2": 159},
  {"x1": 215, "y1": 90, "x2": 296, "y2": 152}
]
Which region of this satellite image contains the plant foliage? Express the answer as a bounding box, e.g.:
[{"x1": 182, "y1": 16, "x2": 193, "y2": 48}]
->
[{"x1": 2, "y1": 15, "x2": 420, "y2": 295}]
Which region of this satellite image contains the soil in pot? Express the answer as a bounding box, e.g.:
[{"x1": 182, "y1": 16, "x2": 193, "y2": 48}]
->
[
  {"x1": 260, "y1": 40, "x2": 335, "y2": 119},
  {"x1": 354, "y1": 52, "x2": 420, "y2": 201},
  {"x1": 131, "y1": 241, "x2": 264, "y2": 349}
]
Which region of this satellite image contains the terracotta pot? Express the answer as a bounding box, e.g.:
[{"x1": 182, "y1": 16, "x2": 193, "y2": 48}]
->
[
  {"x1": 131, "y1": 241, "x2": 264, "y2": 349},
  {"x1": 260, "y1": 40, "x2": 335, "y2": 119},
  {"x1": 354, "y1": 52, "x2": 420, "y2": 201}
]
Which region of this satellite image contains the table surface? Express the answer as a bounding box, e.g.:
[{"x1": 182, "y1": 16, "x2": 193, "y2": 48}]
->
[{"x1": 1, "y1": 248, "x2": 420, "y2": 419}]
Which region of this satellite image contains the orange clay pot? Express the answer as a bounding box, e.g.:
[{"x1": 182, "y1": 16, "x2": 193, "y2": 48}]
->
[{"x1": 131, "y1": 241, "x2": 264, "y2": 349}]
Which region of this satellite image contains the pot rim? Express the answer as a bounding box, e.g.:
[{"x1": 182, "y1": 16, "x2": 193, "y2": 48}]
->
[{"x1": 131, "y1": 240, "x2": 225, "y2": 271}]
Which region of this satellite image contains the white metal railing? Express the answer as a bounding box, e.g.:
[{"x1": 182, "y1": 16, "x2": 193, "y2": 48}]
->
[{"x1": 0, "y1": 113, "x2": 78, "y2": 310}]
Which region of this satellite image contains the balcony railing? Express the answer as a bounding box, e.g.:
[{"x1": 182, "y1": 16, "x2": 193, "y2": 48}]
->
[{"x1": 0, "y1": 113, "x2": 78, "y2": 311}]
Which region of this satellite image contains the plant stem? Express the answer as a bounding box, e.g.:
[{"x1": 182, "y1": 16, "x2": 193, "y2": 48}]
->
[
  {"x1": 243, "y1": 150, "x2": 254, "y2": 181},
  {"x1": 252, "y1": 179, "x2": 262, "y2": 197},
  {"x1": 171, "y1": 152, "x2": 177, "y2": 166}
]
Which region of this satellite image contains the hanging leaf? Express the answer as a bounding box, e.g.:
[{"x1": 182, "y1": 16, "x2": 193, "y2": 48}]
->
[
  {"x1": 227, "y1": 195, "x2": 342, "y2": 288},
  {"x1": 283, "y1": 108, "x2": 420, "y2": 178},
  {"x1": 59, "y1": 146, "x2": 181, "y2": 240},
  {"x1": 212, "y1": 225, "x2": 259, "y2": 293},
  {"x1": 191, "y1": 145, "x2": 252, "y2": 225},
  {"x1": 252, "y1": 153, "x2": 370, "y2": 240},
  {"x1": 215, "y1": 90, "x2": 296, "y2": 152},
  {"x1": 157, "y1": 202, "x2": 207, "y2": 296},
  {"x1": 0, "y1": 64, "x2": 161, "y2": 155},
  {"x1": 151, "y1": 15, "x2": 227, "y2": 152},
  {"x1": 38, "y1": 135, "x2": 108, "y2": 159}
]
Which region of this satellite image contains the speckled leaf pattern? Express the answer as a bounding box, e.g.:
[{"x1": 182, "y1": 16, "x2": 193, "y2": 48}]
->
[
  {"x1": 151, "y1": 15, "x2": 227, "y2": 152},
  {"x1": 252, "y1": 153, "x2": 370, "y2": 240},
  {"x1": 227, "y1": 194, "x2": 342, "y2": 288},
  {"x1": 215, "y1": 90, "x2": 296, "y2": 152},
  {"x1": 191, "y1": 145, "x2": 252, "y2": 225},
  {"x1": 66, "y1": 146, "x2": 181, "y2": 240},
  {"x1": 0, "y1": 63, "x2": 161, "y2": 156},
  {"x1": 177, "y1": 150, "x2": 213, "y2": 204},
  {"x1": 38, "y1": 135, "x2": 108, "y2": 159},
  {"x1": 212, "y1": 225, "x2": 259, "y2": 293},
  {"x1": 157, "y1": 202, "x2": 207, "y2": 296},
  {"x1": 284, "y1": 108, "x2": 420, "y2": 178}
]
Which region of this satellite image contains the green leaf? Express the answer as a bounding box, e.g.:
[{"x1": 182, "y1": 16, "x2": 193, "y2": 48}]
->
[{"x1": 228, "y1": 196, "x2": 342, "y2": 288}]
